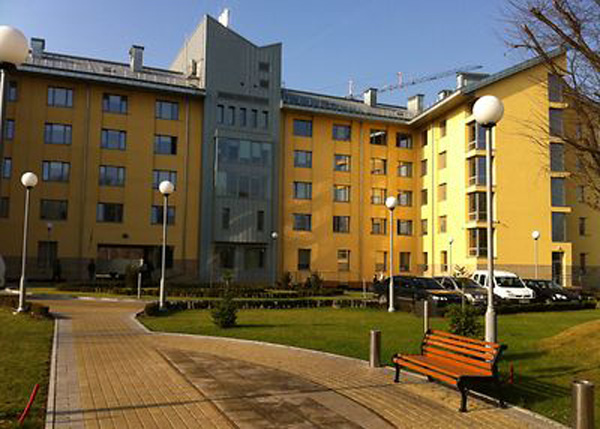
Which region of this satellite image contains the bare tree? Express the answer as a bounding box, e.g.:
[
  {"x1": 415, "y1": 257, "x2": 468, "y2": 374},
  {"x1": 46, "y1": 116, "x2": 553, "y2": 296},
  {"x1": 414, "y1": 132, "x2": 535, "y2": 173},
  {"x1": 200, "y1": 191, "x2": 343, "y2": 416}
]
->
[{"x1": 507, "y1": 0, "x2": 600, "y2": 209}]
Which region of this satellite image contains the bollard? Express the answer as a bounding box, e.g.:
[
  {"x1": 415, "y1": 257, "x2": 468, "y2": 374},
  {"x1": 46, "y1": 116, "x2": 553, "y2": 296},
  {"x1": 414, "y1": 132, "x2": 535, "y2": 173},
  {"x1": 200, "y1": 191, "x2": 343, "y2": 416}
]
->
[
  {"x1": 423, "y1": 300, "x2": 429, "y2": 334},
  {"x1": 137, "y1": 272, "x2": 142, "y2": 300},
  {"x1": 572, "y1": 380, "x2": 594, "y2": 429},
  {"x1": 369, "y1": 330, "x2": 381, "y2": 368}
]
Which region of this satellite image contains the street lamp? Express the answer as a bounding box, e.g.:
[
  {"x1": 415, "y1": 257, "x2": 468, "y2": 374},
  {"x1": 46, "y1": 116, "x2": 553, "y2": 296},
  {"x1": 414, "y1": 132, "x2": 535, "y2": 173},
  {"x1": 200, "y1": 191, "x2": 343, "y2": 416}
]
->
[
  {"x1": 270, "y1": 231, "x2": 278, "y2": 286},
  {"x1": 17, "y1": 172, "x2": 38, "y2": 313},
  {"x1": 448, "y1": 237, "x2": 454, "y2": 275},
  {"x1": 473, "y1": 95, "x2": 504, "y2": 343},
  {"x1": 0, "y1": 27, "x2": 29, "y2": 187},
  {"x1": 532, "y1": 230, "x2": 540, "y2": 279},
  {"x1": 385, "y1": 195, "x2": 398, "y2": 312},
  {"x1": 158, "y1": 180, "x2": 174, "y2": 310}
]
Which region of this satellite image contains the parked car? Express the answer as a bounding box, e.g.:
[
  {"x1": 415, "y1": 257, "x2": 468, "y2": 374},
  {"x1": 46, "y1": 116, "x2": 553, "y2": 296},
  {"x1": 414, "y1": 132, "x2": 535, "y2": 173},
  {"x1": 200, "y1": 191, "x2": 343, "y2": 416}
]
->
[
  {"x1": 374, "y1": 275, "x2": 463, "y2": 306},
  {"x1": 435, "y1": 276, "x2": 489, "y2": 305},
  {"x1": 522, "y1": 279, "x2": 581, "y2": 303},
  {"x1": 471, "y1": 270, "x2": 535, "y2": 303}
]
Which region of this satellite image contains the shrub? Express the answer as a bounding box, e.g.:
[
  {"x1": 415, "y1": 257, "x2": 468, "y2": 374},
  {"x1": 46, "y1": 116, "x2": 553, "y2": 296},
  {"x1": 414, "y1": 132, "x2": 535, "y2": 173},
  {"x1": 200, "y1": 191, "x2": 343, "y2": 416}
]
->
[
  {"x1": 280, "y1": 271, "x2": 293, "y2": 289},
  {"x1": 304, "y1": 272, "x2": 323, "y2": 290},
  {"x1": 446, "y1": 304, "x2": 484, "y2": 339},
  {"x1": 211, "y1": 288, "x2": 238, "y2": 328}
]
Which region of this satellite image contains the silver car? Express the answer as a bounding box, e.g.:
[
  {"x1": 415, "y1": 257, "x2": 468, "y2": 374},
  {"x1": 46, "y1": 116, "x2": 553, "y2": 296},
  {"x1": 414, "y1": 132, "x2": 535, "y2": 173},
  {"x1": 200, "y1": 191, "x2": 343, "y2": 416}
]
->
[{"x1": 435, "y1": 276, "x2": 488, "y2": 305}]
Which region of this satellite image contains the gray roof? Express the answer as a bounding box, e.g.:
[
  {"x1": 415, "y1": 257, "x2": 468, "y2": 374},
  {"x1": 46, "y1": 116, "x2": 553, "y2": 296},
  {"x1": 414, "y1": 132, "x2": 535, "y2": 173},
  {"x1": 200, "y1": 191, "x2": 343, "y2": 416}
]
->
[{"x1": 19, "y1": 52, "x2": 204, "y2": 96}]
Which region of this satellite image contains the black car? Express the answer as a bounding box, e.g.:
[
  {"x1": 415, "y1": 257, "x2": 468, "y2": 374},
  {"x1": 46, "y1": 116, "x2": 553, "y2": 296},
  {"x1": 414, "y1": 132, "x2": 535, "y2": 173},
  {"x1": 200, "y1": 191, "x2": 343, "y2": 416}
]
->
[
  {"x1": 522, "y1": 279, "x2": 581, "y2": 303},
  {"x1": 435, "y1": 276, "x2": 489, "y2": 306},
  {"x1": 374, "y1": 275, "x2": 463, "y2": 306}
]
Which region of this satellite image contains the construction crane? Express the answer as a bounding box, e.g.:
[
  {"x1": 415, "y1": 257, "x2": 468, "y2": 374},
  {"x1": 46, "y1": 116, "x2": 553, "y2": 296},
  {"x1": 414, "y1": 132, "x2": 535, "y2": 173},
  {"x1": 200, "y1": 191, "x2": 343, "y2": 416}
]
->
[{"x1": 349, "y1": 65, "x2": 483, "y2": 98}]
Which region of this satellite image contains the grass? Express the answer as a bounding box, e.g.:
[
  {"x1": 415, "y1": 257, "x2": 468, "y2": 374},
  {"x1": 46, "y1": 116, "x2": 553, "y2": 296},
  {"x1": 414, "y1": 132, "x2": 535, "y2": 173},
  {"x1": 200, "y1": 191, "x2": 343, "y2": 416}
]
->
[
  {"x1": 141, "y1": 307, "x2": 600, "y2": 426},
  {"x1": 0, "y1": 308, "x2": 54, "y2": 428}
]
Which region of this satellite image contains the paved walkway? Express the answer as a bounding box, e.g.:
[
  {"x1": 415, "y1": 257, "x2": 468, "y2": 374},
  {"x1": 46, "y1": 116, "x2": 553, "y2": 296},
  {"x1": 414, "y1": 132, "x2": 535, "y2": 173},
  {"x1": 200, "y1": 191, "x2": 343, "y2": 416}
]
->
[{"x1": 43, "y1": 299, "x2": 561, "y2": 428}]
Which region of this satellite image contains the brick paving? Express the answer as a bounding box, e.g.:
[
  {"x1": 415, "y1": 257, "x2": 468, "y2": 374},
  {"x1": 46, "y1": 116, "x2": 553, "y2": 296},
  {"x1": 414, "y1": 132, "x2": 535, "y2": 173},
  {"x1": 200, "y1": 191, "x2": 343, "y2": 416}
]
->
[{"x1": 43, "y1": 299, "x2": 563, "y2": 428}]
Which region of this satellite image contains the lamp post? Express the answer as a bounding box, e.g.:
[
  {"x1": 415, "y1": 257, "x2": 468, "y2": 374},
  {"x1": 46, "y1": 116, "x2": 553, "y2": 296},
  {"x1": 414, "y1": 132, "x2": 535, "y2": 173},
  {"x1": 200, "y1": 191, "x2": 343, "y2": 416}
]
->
[
  {"x1": 473, "y1": 95, "x2": 504, "y2": 343},
  {"x1": 448, "y1": 237, "x2": 454, "y2": 275},
  {"x1": 17, "y1": 172, "x2": 38, "y2": 313},
  {"x1": 0, "y1": 27, "x2": 29, "y2": 188},
  {"x1": 532, "y1": 230, "x2": 540, "y2": 279},
  {"x1": 271, "y1": 231, "x2": 278, "y2": 286},
  {"x1": 158, "y1": 180, "x2": 174, "y2": 310},
  {"x1": 385, "y1": 195, "x2": 398, "y2": 312}
]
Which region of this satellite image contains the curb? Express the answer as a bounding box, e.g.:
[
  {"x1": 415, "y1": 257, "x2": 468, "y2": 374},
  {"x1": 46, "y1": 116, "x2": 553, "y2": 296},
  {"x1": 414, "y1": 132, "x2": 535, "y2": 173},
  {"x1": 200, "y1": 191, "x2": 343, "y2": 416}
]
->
[{"x1": 44, "y1": 318, "x2": 59, "y2": 429}]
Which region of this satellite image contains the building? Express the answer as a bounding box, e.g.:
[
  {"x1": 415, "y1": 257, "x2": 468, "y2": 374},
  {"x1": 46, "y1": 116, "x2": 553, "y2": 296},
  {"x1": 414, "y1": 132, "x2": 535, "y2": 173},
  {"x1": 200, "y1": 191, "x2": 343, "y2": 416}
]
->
[{"x1": 0, "y1": 15, "x2": 595, "y2": 287}]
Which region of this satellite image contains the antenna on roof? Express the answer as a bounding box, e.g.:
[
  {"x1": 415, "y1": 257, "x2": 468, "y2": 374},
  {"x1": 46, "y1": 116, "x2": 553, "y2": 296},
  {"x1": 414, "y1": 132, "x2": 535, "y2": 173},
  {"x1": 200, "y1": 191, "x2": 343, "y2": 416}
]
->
[
  {"x1": 218, "y1": 8, "x2": 231, "y2": 28},
  {"x1": 347, "y1": 79, "x2": 354, "y2": 99}
]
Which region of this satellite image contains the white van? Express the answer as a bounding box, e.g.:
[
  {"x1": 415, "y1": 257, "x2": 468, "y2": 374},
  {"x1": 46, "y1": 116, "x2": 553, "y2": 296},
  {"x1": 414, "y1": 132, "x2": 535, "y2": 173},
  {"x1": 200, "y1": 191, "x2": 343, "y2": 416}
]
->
[{"x1": 471, "y1": 270, "x2": 535, "y2": 303}]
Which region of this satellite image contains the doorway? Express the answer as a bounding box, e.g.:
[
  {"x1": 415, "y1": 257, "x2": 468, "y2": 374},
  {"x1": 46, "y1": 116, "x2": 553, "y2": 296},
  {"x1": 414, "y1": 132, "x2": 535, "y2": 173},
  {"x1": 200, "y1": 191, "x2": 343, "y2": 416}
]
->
[{"x1": 552, "y1": 252, "x2": 563, "y2": 286}]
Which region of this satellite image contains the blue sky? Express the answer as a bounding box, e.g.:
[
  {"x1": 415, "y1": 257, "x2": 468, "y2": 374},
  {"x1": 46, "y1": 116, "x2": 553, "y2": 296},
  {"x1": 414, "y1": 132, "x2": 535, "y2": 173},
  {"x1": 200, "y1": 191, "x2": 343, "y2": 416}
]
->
[{"x1": 2, "y1": 0, "x2": 527, "y2": 106}]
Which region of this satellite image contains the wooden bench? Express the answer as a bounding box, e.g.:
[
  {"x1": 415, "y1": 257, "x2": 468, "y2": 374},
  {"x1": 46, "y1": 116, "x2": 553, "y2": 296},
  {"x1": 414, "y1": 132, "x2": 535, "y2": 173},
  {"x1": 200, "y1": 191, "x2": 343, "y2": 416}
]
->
[{"x1": 392, "y1": 329, "x2": 507, "y2": 412}]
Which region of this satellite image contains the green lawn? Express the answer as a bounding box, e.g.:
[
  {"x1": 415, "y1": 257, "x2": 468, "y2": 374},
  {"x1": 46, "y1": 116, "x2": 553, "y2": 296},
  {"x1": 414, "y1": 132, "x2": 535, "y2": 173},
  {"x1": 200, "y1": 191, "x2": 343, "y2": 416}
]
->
[
  {"x1": 141, "y1": 307, "x2": 600, "y2": 426},
  {"x1": 0, "y1": 308, "x2": 54, "y2": 428}
]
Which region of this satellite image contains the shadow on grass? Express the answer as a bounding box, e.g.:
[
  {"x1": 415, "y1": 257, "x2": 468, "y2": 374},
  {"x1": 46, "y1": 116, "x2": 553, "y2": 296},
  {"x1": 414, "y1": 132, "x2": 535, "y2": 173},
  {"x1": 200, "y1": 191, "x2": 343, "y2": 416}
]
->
[
  {"x1": 233, "y1": 323, "x2": 335, "y2": 329},
  {"x1": 504, "y1": 350, "x2": 547, "y2": 362}
]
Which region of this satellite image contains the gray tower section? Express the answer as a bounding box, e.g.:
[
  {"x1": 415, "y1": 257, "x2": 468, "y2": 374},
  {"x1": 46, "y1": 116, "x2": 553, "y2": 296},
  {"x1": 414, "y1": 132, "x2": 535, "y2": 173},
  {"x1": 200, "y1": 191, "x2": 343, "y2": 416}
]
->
[{"x1": 172, "y1": 16, "x2": 282, "y2": 284}]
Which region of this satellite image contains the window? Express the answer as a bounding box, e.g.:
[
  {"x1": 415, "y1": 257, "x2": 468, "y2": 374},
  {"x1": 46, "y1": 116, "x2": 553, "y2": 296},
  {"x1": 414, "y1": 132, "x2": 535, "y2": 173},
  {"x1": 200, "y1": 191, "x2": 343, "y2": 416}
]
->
[
  {"x1": 421, "y1": 130, "x2": 428, "y2": 146},
  {"x1": 397, "y1": 219, "x2": 413, "y2": 236},
  {"x1": 420, "y1": 159, "x2": 427, "y2": 176},
  {"x1": 577, "y1": 185, "x2": 585, "y2": 203},
  {"x1": 37, "y1": 241, "x2": 57, "y2": 269},
  {"x1": 579, "y1": 217, "x2": 587, "y2": 236},
  {"x1": 441, "y1": 251, "x2": 449, "y2": 272},
  {"x1": 0, "y1": 197, "x2": 8, "y2": 218},
  {"x1": 421, "y1": 219, "x2": 428, "y2": 236},
  {"x1": 438, "y1": 183, "x2": 447, "y2": 201},
  {"x1": 439, "y1": 120, "x2": 447, "y2": 137},
  {"x1": 333, "y1": 185, "x2": 351, "y2": 202},
  {"x1": 251, "y1": 109, "x2": 258, "y2": 128},
  {"x1": 371, "y1": 218, "x2": 387, "y2": 235},
  {"x1": 259, "y1": 79, "x2": 269, "y2": 89},
  {"x1": 468, "y1": 157, "x2": 486, "y2": 186},
  {"x1": 333, "y1": 124, "x2": 351, "y2": 141},
  {"x1": 221, "y1": 207, "x2": 230, "y2": 229},
  {"x1": 2, "y1": 158, "x2": 11, "y2": 178},
  {"x1": 218, "y1": 246, "x2": 235, "y2": 269},
  {"x1": 334, "y1": 154, "x2": 350, "y2": 171},
  {"x1": 579, "y1": 253, "x2": 587, "y2": 275},
  {"x1": 97, "y1": 203, "x2": 123, "y2": 223},
  {"x1": 552, "y1": 212, "x2": 567, "y2": 242},
  {"x1": 298, "y1": 249, "x2": 311, "y2": 270},
  {"x1": 468, "y1": 122, "x2": 486, "y2": 150},
  {"x1": 44, "y1": 123, "x2": 72, "y2": 145},
  {"x1": 226, "y1": 106, "x2": 235, "y2": 125},
  {"x1": 551, "y1": 178, "x2": 566, "y2": 207},
  {"x1": 257, "y1": 210, "x2": 264, "y2": 232},
  {"x1": 40, "y1": 199, "x2": 68, "y2": 220},
  {"x1": 152, "y1": 170, "x2": 177, "y2": 189},
  {"x1": 550, "y1": 143, "x2": 565, "y2": 172},
  {"x1": 259, "y1": 61, "x2": 270, "y2": 72},
  {"x1": 370, "y1": 158, "x2": 387, "y2": 175},
  {"x1": 293, "y1": 181, "x2": 312, "y2": 199},
  {"x1": 48, "y1": 87, "x2": 73, "y2": 107},
  {"x1": 439, "y1": 215, "x2": 447, "y2": 233},
  {"x1": 293, "y1": 214, "x2": 312, "y2": 231},
  {"x1": 4, "y1": 119, "x2": 14, "y2": 140},
  {"x1": 548, "y1": 73, "x2": 563, "y2": 102},
  {"x1": 468, "y1": 228, "x2": 488, "y2": 257},
  {"x1": 438, "y1": 151, "x2": 447, "y2": 169},
  {"x1": 398, "y1": 190, "x2": 412, "y2": 207},
  {"x1": 102, "y1": 94, "x2": 127, "y2": 114},
  {"x1": 333, "y1": 216, "x2": 350, "y2": 233},
  {"x1": 337, "y1": 249, "x2": 350, "y2": 271},
  {"x1": 244, "y1": 247, "x2": 265, "y2": 270},
  {"x1": 101, "y1": 129, "x2": 126, "y2": 150},
  {"x1": 154, "y1": 135, "x2": 177, "y2": 155},
  {"x1": 261, "y1": 111, "x2": 269, "y2": 129},
  {"x1": 421, "y1": 189, "x2": 428, "y2": 206},
  {"x1": 151, "y1": 205, "x2": 175, "y2": 225},
  {"x1": 8, "y1": 81, "x2": 17, "y2": 101},
  {"x1": 156, "y1": 100, "x2": 179, "y2": 120},
  {"x1": 468, "y1": 192, "x2": 487, "y2": 221},
  {"x1": 396, "y1": 133, "x2": 412, "y2": 148},
  {"x1": 549, "y1": 108, "x2": 563, "y2": 137},
  {"x1": 293, "y1": 119, "x2": 313, "y2": 137},
  {"x1": 370, "y1": 129, "x2": 387, "y2": 145},
  {"x1": 239, "y1": 108, "x2": 247, "y2": 126},
  {"x1": 371, "y1": 188, "x2": 386, "y2": 205},
  {"x1": 398, "y1": 161, "x2": 412, "y2": 177},
  {"x1": 99, "y1": 166, "x2": 125, "y2": 187},
  {"x1": 42, "y1": 161, "x2": 70, "y2": 182},
  {"x1": 217, "y1": 105, "x2": 224, "y2": 124},
  {"x1": 399, "y1": 252, "x2": 411, "y2": 272},
  {"x1": 422, "y1": 252, "x2": 429, "y2": 272},
  {"x1": 294, "y1": 150, "x2": 312, "y2": 168},
  {"x1": 375, "y1": 251, "x2": 387, "y2": 272}
]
